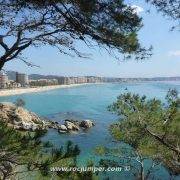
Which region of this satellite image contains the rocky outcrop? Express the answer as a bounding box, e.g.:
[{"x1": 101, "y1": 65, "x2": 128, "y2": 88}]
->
[
  {"x1": 0, "y1": 102, "x2": 95, "y2": 133},
  {"x1": 64, "y1": 120, "x2": 80, "y2": 131},
  {"x1": 58, "y1": 124, "x2": 68, "y2": 133},
  {"x1": 0, "y1": 102, "x2": 48, "y2": 131},
  {"x1": 58, "y1": 119, "x2": 94, "y2": 133},
  {"x1": 79, "y1": 120, "x2": 95, "y2": 129}
]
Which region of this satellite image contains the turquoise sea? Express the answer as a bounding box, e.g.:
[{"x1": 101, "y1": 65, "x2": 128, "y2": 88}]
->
[{"x1": 0, "y1": 81, "x2": 180, "y2": 179}]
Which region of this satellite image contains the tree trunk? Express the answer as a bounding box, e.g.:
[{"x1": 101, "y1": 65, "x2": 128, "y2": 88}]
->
[
  {"x1": 139, "y1": 161, "x2": 145, "y2": 180},
  {"x1": 0, "y1": 60, "x2": 5, "y2": 71},
  {"x1": 140, "y1": 166, "x2": 145, "y2": 180}
]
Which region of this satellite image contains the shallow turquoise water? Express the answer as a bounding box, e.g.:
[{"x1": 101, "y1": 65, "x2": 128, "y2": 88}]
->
[{"x1": 0, "y1": 81, "x2": 180, "y2": 179}]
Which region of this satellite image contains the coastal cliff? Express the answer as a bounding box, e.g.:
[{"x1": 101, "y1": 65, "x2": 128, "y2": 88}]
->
[
  {"x1": 0, "y1": 102, "x2": 48, "y2": 131},
  {"x1": 0, "y1": 102, "x2": 94, "y2": 132}
]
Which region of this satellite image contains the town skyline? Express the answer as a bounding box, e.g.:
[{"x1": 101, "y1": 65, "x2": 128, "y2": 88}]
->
[
  {"x1": 5, "y1": 70, "x2": 180, "y2": 79},
  {"x1": 1, "y1": 70, "x2": 180, "y2": 90}
]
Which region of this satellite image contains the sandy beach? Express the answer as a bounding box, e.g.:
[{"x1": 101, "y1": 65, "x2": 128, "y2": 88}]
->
[{"x1": 0, "y1": 84, "x2": 88, "y2": 97}]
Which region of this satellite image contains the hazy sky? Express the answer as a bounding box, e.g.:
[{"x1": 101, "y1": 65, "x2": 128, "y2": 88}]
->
[{"x1": 4, "y1": 1, "x2": 180, "y2": 77}]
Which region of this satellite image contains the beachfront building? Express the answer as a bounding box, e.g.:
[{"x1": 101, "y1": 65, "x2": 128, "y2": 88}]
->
[
  {"x1": 8, "y1": 81, "x2": 21, "y2": 89},
  {"x1": 77, "y1": 76, "x2": 87, "y2": 84},
  {"x1": 0, "y1": 72, "x2": 9, "y2": 89},
  {"x1": 58, "y1": 76, "x2": 104, "y2": 85},
  {"x1": 16, "y1": 72, "x2": 29, "y2": 87},
  {"x1": 29, "y1": 79, "x2": 58, "y2": 87},
  {"x1": 57, "y1": 77, "x2": 65, "y2": 85},
  {"x1": 64, "y1": 77, "x2": 72, "y2": 85}
]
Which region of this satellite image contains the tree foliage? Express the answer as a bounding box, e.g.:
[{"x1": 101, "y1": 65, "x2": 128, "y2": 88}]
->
[
  {"x1": 95, "y1": 145, "x2": 158, "y2": 180},
  {"x1": 0, "y1": 0, "x2": 152, "y2": 70},
  {"x1": 108, "y1": 89, "x2": 180, "y2": 175},
  {"x1": 0, "y1": 121, "x2": 81, "y2": 179},
  {"x1": 146, "y1": 0, "x2": 180, "y2": 30},
  {"x1": 146, "y1": 0, "x2": 180, "y2": 20}
]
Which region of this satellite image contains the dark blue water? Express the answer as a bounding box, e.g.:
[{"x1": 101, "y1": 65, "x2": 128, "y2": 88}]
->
[{"x1": 0, "y1": 81, "x2": 180, "y2": 179}]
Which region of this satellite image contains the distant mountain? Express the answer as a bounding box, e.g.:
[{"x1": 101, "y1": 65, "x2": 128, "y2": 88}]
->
[
  {"x1": 151, "y1": 77, "x2": 180, "y2": 81},
  {"x1": 29, "y1": 74, "x2": 60, "y2": 80}
]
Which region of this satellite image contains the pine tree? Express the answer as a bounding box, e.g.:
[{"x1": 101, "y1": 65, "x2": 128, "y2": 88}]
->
[{"x1": 0, "y1": 121, "x2": 82, "y2": 179}]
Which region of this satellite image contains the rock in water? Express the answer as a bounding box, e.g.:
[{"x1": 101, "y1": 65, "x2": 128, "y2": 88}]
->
[
  {"x1": 80, "y1": 120, "x2": 95, "y2": 129},
  {"x1": 64, "y1": 120, "x2": 80, "y2": 131},
  {"x1": 0, "y1": 102, "x2": 95, "y2": 133},
  {"x1": 65, "y1": 119, "x2": 80, "y2": 126},
  {"x1": 58, "y1": 124, "x2": 68, "y2": 133}
]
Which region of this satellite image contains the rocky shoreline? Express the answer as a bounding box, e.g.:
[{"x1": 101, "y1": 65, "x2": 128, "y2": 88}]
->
[{"x1": 0, "y1": 102, "x2": 95, "y2": 133}]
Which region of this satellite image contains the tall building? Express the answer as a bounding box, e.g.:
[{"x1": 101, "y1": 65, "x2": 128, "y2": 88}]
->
[
  {"x1": 58, "y1": 77, "x2": 65, "y2": 85},
  {"x1": 0, "y1": 72, "x2": 8, "y2": 89},
  {"x1": 16, "y1": 72, "x2": 29, "y2": 87}
]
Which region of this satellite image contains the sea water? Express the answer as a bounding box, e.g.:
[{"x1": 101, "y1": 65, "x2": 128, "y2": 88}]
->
[{"x1": 0, "y1": 81, "x2": 180, "y2": 179}]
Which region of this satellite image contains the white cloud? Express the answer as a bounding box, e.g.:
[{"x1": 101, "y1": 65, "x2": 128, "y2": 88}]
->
[
  {"x1": 168, "y1": 50, "x2": 180, "y2": 57},
  {"x1": 131, "y1": 5, "x2": 144, "y2": 15}
]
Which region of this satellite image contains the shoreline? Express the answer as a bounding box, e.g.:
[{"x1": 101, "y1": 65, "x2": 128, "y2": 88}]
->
[
  {"x1": 0, "y1": 80, "x2": 178, "y2": 97},
  {"x1": 0, "y1": 83, "x2": 90, "y2": 97}
]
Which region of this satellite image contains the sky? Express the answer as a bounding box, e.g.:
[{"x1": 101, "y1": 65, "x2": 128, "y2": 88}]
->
[{"x1": 4, "y1": 1, "x2": 180, "y2": 78}]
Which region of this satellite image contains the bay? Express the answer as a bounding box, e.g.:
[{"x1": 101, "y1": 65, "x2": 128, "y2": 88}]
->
[{"x1": 0, "y1": 81, "x2": 180, "y2": 179}]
